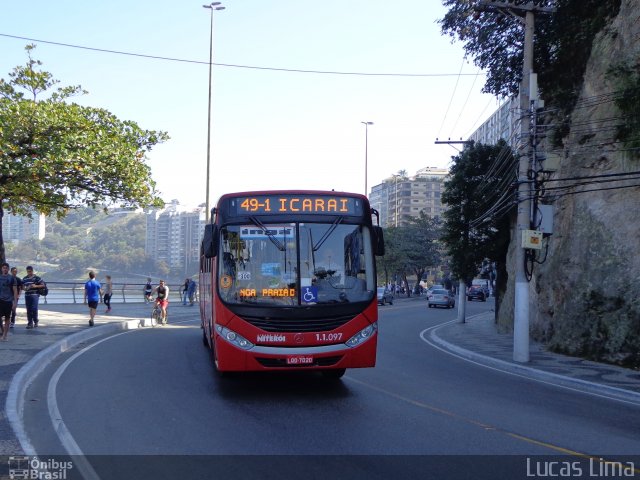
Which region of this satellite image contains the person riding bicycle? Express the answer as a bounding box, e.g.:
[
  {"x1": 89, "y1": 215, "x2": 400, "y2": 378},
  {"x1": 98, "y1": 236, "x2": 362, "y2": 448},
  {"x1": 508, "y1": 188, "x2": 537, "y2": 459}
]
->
[
  {"x1": 153, "y1": 280, "x2": 169, "y2": 324},
  {"x1": 144, "y1": 278, "x2": 153, "y2": 304}
]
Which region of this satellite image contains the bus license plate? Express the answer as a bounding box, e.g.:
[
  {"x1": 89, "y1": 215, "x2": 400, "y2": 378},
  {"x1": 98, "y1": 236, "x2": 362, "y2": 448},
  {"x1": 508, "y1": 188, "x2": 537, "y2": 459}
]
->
[{"x1": 287, "y1": 355, "x2": 313, "y2": 365}]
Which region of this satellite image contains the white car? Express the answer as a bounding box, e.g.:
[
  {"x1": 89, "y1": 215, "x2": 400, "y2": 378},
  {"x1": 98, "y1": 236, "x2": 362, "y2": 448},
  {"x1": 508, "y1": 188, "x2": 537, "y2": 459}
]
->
[{"x1": 427, "y1": 289, "x2": 455, "y2": 309}]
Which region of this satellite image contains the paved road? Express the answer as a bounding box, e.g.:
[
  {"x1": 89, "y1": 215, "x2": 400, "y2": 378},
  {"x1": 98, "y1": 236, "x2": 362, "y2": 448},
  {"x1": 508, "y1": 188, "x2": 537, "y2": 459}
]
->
[
  {"x1": 10, "y1": 300, "x2": 640, "y2": 480},
  {"x1": 0, "y1": 302, "x2": 197, "y2": 456}
]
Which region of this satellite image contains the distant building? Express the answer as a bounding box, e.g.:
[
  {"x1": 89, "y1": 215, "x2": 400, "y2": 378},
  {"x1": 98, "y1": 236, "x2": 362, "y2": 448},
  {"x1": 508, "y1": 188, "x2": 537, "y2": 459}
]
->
[
  {"x1": 468, "y1": 97, "x2": 519, "y2": 147},
  {"x1": 2, "y1": 212, "x2": 46, "y2": 242},
  {"x1": 145, "y1": 201, "x2": 206, "y2": 275},
  {"x1": 369, "y1": 167, "x2": 448, "y2": 228}
]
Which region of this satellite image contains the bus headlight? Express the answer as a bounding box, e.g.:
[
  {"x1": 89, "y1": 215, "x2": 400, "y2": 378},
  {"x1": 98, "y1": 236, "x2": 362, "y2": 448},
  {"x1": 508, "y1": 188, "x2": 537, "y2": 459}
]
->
[
  {"x1": 215, "y1": 325, "x2": 254, "y2": 350},
  {"x1": 345, "y1": 322, "x2": 378, "y2": 348}
]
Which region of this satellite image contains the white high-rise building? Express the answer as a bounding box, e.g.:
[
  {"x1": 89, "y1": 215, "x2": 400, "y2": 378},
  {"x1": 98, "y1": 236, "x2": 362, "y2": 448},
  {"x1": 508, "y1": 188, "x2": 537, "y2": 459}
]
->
[
  {"x1": 145, "y1": 201, "x2": 206, "y2": 275},
  {"x1": 369, "y1": 167, "x2": 448, "y2": 228},
  {"x1": 2, "y1": 213, "x2": 46, "y2": 242},
  {"x1": 468, "y1": 97, "x2": 519, "y2": 147}
]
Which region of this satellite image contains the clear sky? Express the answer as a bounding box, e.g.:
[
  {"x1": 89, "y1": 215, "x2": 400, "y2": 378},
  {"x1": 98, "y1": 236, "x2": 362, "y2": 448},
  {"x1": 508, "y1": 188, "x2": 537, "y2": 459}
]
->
[{"x1": 1, "y1": 0, "x2": 499, "y2": 208}]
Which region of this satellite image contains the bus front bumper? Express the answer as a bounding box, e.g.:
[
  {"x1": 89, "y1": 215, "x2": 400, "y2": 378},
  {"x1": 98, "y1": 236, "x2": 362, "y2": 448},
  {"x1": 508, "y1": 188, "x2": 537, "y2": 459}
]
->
[{"x1": 213, "y1": 324, "x2": 378, "y2": 372}]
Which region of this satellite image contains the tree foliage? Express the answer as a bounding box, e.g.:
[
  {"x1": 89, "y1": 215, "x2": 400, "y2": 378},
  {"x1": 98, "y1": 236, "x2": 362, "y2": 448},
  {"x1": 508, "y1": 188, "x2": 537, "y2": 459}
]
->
[
  {"x1": 441, "y1": 141, "x2": 514, "y2": 284},
  {"x1": 379, "y1": 212, "x2": 442, "y2": 293},
  {"x1": 439, "y1": 0, "x2": 621, "y2": 111},
  {"x1": 0, "y1": 45, "x2": 169, "y2": 264}
]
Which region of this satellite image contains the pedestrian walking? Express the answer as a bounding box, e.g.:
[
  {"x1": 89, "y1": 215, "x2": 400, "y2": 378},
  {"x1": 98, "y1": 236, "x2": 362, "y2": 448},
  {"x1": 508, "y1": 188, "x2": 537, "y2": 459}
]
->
[
  {"x1": 84, "y1": 271, "x2": 102, "y2": 327},
  {"x1": 0, "y1": 263, "x2": 18, "y2": 341},
  {"x1": 103, "y1": 275, "x2": 113, "y2": 313},
  {"x1": 187, "y1": 278, "x2": 197, "y2": 306},
  {"x1": 182, "y1": 278, "x2": 189, "y2": 305},
  {"x1": 144, "y1": 278, "x2": 153, "y2": 304},
  {"x1": 9, "y1": 266, "x2": 23, "y2": 328},
  {"x1": 22, "y1": 266, "x2": 45, "y2": 329}
]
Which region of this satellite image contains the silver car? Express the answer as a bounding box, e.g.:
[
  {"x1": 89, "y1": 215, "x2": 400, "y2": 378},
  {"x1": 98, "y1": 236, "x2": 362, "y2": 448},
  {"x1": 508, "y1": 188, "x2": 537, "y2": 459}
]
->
[
  {"x1": 377, "y1": 287, "x2": 394, "y2": 306},
  {"x1": 427, "y1": 289, "x2": 455, "y2": 309}
]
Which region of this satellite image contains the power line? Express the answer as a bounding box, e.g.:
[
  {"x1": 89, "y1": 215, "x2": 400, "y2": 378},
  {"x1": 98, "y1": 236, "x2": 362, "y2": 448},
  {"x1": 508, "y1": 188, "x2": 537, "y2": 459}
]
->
[
  {"x1": 436, "y1": 56, "x2": 467, "y2": 139},
  {"x1": 527, "y1": 182, "x2": 640, "y2": 201},
  {"x1": 541, "y1": 170, "x2": 640, "y2": 183},
  {"x1": 0, "y1": 33, "x2": 486, "y2": 78}
]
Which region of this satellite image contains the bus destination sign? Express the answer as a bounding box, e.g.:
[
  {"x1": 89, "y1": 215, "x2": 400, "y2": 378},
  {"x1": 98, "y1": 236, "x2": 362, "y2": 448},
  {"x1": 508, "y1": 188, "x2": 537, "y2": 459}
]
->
[{"x1": 232, "y1": 194, "x2": 362, "y2": 216}]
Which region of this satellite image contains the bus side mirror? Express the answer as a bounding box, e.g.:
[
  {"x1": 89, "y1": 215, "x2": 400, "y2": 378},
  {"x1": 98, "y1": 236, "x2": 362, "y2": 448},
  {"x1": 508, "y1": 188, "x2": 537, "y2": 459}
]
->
[
  {"x1": 372, "y1": 226, "x2": 385, "y2": 256},
  {"x1": 202, "y1": 224, "x2": 219, "y2": 258}
]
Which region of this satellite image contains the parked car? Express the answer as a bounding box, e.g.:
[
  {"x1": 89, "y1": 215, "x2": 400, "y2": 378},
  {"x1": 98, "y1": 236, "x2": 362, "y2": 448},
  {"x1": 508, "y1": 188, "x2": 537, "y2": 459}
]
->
[
  {"x1": 427, "y1": 289, "x2": 455, "y2": 309},
  {"x1": 377, "y1": 287, "x2": 394, "y2": 306},
  {"x1": 467, "y1": 285, "x2": 487, "y2": 302}
]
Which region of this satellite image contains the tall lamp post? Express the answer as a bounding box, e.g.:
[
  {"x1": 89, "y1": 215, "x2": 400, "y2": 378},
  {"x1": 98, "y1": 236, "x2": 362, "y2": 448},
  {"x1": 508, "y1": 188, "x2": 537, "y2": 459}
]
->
[
  {"x1": 360, "y1": 121, "x2": 373, "y2": 196},
  {"x1": 203, "y1": 2, "x2": 225, "y2": 222}
]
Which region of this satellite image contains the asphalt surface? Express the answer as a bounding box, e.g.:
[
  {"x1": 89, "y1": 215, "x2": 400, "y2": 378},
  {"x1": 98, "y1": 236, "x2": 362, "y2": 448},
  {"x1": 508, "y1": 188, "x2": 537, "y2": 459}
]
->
[{"x1": 1, "y1": 296, "x2": 639, "y2": 456}]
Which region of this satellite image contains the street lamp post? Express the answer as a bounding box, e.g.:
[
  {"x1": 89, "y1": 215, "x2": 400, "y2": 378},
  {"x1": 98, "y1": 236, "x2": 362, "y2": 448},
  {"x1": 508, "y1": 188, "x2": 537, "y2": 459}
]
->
[
  {"x1": 360, "y1": 121, "x2": 373, "y2": 196},
  {"x1": 203, "y1": 2, "x2": 225, "y2": 222}
]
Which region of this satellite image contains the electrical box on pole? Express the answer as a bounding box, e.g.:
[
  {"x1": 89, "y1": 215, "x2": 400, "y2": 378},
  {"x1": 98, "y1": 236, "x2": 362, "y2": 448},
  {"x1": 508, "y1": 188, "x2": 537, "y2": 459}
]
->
[
  {"x1": 522, "y1": 230, "x2": 543, "y2": 249},
  {"x1": 538, "y1": 204, "x2": 553, "y2": 235}
]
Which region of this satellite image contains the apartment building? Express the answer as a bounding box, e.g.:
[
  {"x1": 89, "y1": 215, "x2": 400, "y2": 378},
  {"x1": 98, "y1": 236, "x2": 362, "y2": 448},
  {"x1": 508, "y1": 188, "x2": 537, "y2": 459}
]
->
[
  {"x1": 468, "y1": 97, "x2": 519, "y2": 147},
  {"x1": 2, "y1": 213, "x2": 46, "y2": 242},
  {"x1": 145, "y1": 201, "x2": 206, "y2": 275},
  {"x1": 369, "y1": 167, "x2": 448, "y2": 228}
]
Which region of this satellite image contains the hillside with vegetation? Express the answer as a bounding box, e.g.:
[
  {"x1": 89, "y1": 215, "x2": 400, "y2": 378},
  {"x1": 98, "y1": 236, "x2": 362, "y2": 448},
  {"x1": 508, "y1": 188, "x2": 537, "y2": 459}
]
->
[{"x1": 5, "y1": 208, "x2": 171, "y2": 283}]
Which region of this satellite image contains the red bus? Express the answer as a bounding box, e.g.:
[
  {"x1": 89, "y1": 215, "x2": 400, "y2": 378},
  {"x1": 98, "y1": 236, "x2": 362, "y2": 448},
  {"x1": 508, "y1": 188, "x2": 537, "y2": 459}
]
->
[{"x1": 199, "y1": 190, "x2": 385, "y2": 379}]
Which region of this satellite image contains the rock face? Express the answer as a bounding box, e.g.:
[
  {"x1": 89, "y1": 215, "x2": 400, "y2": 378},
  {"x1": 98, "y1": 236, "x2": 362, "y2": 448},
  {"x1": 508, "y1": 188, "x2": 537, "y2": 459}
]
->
[{"x1": 497, "y1": 0, "x2": 640, "y2": 368}]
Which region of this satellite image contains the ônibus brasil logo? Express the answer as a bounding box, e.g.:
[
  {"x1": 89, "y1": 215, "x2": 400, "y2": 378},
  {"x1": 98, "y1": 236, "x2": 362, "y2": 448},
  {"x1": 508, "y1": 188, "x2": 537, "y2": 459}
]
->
[{"x1": 8, "y1": 456, "x2": 73, "y2": 479}]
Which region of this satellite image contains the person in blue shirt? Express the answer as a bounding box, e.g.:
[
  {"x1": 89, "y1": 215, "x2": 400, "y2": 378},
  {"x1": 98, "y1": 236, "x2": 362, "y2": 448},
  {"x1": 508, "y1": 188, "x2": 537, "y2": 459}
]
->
[
  {"x1": 84, "y1": 271, "x2": 102, "y2": 327},
  {"x1": 187, "y1": 278, "x2": 197, "y2": 306}
]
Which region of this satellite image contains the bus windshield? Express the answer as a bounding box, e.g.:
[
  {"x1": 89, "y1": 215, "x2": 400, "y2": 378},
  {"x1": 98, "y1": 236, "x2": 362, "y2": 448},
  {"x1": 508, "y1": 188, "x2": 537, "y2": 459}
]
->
[{"x1": 218, "y1": 221, "x2": 376, "y2": 306}]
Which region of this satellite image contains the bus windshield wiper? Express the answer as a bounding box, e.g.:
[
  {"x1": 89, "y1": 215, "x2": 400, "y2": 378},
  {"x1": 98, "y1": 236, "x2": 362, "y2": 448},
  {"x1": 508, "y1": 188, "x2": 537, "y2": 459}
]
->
[
  {"x1": 313, "y1": 217, "x2": 342, "y2": 251},
  {"x1": 249, "y1": 216, "x2": 285, "y2": 251}
]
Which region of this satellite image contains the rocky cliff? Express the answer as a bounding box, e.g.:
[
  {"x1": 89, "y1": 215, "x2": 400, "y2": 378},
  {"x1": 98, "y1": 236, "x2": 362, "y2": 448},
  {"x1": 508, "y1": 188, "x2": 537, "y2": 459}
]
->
[{"x1": 497, "y1": 0, "x2": 640, "y2": 368}]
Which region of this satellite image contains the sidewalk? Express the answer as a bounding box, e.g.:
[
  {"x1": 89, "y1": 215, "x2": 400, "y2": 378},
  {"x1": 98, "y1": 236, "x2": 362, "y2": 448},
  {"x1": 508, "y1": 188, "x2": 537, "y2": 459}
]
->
[{"x1": 429, "y1": 309, "x2": 640, "y2": 404}]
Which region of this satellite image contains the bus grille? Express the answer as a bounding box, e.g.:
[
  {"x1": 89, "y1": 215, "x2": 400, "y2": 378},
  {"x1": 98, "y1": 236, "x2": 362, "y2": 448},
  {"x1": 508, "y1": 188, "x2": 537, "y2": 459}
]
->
[
  {"x1": 240, "y1": 314, "x2": 355, "y2": 332},
  {"x1": 256, "y1": 356, "x2": 343, "y2": 368}
]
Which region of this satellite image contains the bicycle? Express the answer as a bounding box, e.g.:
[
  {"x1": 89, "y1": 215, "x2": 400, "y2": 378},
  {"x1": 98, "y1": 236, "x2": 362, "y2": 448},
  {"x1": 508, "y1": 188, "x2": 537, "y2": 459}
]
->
[{"x1": 150, "y1": 303, "x2": 167, "y2": 326}]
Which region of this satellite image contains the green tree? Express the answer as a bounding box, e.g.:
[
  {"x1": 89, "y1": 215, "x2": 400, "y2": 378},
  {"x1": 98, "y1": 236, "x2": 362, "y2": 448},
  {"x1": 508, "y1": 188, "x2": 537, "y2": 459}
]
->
[
  {"x1": 441, "y1": 141, "x2": 514, "y2": 291},
  {"x1": 439, "y1": 0, "x2": 621, "y2": 110},
  {"x1": 0, "y1": 45, "x2": 169, "y2": 264},
  {"x1": 379, "y1": 213, "x2": 442, "y2": 295}
]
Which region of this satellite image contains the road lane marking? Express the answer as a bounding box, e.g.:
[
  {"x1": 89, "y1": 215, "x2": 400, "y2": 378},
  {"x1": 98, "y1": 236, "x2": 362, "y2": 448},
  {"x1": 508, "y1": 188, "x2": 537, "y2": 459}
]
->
[
  {"x1": 47, "y1": 332, "x2": 132, "y2": 479},
  {"x1": 43, "y1": 319, "x2": 200, "y2": 477},
  {"x1": 346, "y1": 374, "x2": 638, "y2": 467}
]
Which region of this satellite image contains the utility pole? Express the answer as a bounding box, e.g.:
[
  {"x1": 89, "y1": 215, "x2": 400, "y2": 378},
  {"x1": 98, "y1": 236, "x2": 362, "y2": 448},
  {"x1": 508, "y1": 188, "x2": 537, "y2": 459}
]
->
[
  {"x1": 514, "y1": 8, "x2": 534, "y2": 363},
  {"x1": 476, "y1": 1, "x2": 555, "y2": 362}
]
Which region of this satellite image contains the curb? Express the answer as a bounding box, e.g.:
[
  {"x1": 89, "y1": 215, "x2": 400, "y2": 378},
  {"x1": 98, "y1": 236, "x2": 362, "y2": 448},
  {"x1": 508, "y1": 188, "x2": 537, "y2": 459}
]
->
[
  {"x1": 5, "y1": 319, "x2": 145, "y2": 455},
  {"x1": 429, "y1": 323, "x2": 640, "y2": 406}
]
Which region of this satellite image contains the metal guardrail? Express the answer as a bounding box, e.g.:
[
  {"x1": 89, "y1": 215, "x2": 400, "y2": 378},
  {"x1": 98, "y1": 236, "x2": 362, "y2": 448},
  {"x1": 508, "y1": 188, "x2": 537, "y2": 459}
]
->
[{"x1": 17, "y1": 282, "x2": 196, "y2": 305}]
